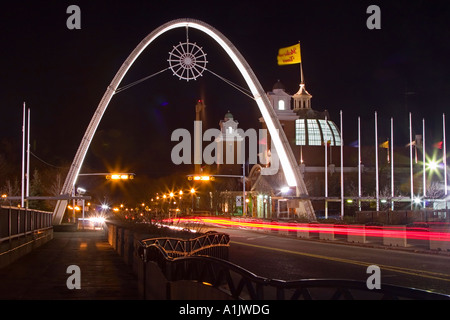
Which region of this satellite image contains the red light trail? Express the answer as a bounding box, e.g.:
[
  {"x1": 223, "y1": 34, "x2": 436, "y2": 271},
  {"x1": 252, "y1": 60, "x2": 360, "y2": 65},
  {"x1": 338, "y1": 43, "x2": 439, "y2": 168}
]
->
[{"x1": 173, "y1": 217, "x2": 450, "y2": 242}]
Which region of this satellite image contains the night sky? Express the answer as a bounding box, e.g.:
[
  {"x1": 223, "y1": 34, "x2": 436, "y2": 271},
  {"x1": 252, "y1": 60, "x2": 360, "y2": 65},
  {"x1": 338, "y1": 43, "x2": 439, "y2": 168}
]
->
[{"x1": 1, "y1": 1, "x2": 449, "y2": 201}]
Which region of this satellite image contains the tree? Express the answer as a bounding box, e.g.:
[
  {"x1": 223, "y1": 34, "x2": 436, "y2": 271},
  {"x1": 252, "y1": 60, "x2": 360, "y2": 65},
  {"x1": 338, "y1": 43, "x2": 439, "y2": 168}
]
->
[
  {"x1": 0, "y1": 179, "x2": 20, "y2": 207},
  {"x1": 427, "y1": 181, "x2": 445, "y2": 199},
  {"x1": 45, "y1": 172, "x2": 64, "y2": 211},
  {"x1": 28, "y1": 168, "x2": 45, "y2": 210}
]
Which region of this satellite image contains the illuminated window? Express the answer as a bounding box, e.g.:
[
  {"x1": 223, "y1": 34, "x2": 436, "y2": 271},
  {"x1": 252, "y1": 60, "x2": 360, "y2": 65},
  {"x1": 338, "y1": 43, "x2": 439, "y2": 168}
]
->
[
  {"x1": 329, "y1": 122, "x2": 341, "y2": 146},
  {"x1": 278, "y1": 100, "x2": 285, "y2": 110},
  {"x1": 319, "y1": 120, "x2": 335, "y2": 146},
  {"x1": 296, "y1": 118, "x2": 342, "y2": 147},
  {"x1": 307, "y1": 119, "x2": 322, "y2": 145},
  {"x1": 295, "y1": 119, "x2": 306, "y2": 145}
]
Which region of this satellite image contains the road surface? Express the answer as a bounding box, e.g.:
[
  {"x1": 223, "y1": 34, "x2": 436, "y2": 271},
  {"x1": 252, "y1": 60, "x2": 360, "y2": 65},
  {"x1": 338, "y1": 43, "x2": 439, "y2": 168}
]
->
[{"x1": 211, "y1": 227, "x2": 450, "y2": 295}]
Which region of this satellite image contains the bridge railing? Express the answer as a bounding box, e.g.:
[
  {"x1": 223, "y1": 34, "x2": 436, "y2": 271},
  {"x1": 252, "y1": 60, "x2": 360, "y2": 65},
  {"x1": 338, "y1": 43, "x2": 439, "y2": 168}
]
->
[
  {"x1": 0, "y1": 206, "x2": 53, "y2": 244},
  {"x1": 139, "y1": 241, "x2": 450, "y2": 300},
  {"x1": 139, "y1": 231, "x2": 230, "y2": 260}
]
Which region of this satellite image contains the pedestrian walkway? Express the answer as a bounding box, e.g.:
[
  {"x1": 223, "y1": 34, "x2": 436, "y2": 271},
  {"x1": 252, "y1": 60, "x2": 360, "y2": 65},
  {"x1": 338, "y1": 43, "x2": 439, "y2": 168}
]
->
[{"x1": 0, "y1": 230, "x2": 140, "y2": 300}]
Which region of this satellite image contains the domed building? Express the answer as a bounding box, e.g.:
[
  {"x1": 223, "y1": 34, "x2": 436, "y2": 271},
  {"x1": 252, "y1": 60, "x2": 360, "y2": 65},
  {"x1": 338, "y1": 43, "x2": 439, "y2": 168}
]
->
[
  {"x1": 198, "y1": 66, "x2": 437, "y2": 219},
  {"x1": 260, "y1": 79, "x2": 341, "y2": 165},
  {"x1": 251, "y1": 77, "x2": 346, "y2": 219}
]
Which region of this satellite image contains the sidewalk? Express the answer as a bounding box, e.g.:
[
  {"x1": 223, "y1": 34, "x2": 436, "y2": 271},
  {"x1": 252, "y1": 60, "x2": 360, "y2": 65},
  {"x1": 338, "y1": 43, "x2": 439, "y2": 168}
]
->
[{"x1": 0, "y1": 230, "x2": 140, "y2": 300}]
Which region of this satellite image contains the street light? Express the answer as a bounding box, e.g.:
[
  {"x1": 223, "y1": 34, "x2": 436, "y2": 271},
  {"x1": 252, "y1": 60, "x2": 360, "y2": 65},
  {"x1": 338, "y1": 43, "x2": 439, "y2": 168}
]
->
[
  {"x1": 106, "y1": 173, "x2": 135, "y2": 180},
  {"x1": 188, "y1": 175, "x2": 215, "y2": 181},
  {"x1": 76, "y1": 187, "x2": 87, "y2": 229},
  {"x1": 427, "y1": 160, "x2": 439, "y2": 171},
  {"x1": 280, "y1": 186, "x2": 290, "y2": 194},
  {"x1": 77, "y1": 187, "x2": 86, "y2": 194},
  {"x1": 190, "y1": 188, "x2": 196, "y2": 212}
]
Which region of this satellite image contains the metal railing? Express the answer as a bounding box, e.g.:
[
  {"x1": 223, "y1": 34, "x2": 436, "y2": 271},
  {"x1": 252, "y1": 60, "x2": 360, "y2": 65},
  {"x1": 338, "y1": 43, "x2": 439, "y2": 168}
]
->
[
  {"x1": 0, "y1": 206, "x2": 53, "y2": 244},
  {"x1": 357, "y1": 209, "x2": 450, "y2": 225},
  {"x1": 139, "y1": 231, "x2": 230, "y2": 260},
  {"x1": 139, "y1": 242, "x2": 450, "y2": 300}
]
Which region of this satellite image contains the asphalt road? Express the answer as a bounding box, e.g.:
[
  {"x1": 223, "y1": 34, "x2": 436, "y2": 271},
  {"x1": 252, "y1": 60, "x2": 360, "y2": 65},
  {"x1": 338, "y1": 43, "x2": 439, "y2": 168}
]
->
[{"x1": 213, "y1": 227, "x2": 450, "y2": 295}]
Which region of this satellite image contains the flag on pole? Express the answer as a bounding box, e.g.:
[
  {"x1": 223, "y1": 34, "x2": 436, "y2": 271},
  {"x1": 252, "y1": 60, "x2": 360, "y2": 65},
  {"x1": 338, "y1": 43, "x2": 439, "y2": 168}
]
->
[
  {"x1": 379, "y1": 140, "x2": 389, "y2": 148},
  {"x1": 380, "y1": 140, "x2": 390, "y2": 163},
  {"x1": 434, "y1": 141, "x2": 443, "y2": 149},
  {"x1": 277, "y1": 43, "x2": 301, "y2": 65}
]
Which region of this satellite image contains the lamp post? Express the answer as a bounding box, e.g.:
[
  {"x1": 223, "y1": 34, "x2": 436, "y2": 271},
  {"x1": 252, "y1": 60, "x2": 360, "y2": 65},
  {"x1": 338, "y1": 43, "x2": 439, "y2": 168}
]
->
[
  {"x1": 77, "y1": 187, "x2": 86, "y2": 229},
  {"x1": 443, "y1": 113, "x2": 447, "y2": 196},
  {"x1": 190, "y1": 188, "x2": 196, "y2": 212}
]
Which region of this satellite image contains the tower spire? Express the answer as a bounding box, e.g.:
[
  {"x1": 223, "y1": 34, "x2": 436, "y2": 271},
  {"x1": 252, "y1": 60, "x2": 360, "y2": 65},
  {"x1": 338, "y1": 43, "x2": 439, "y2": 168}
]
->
[{"x1": 293, "y1": 54, "x2": 312, "y2": 110}]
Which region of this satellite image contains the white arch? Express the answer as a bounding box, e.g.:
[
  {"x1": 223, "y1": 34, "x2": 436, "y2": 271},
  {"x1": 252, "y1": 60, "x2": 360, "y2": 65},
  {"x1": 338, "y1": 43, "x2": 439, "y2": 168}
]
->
[{"x1": 53, "y1": 18, "x2": 314, "y2": 224}]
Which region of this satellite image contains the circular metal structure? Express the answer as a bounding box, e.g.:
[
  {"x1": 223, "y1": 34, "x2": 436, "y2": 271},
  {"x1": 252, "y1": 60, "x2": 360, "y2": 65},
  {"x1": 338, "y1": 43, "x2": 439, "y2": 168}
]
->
[
  {"x1": 168, "y1": 41, "x2": 207, "y2": 81},
  {"x1": 53, "y1": 18, "x2": 315, "y2": 224}
]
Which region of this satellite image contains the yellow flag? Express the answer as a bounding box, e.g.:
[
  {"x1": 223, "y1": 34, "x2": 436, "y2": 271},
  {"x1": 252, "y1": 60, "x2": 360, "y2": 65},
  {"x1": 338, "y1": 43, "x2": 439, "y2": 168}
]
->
[
  {"x1": 379, "y1": 140, "x2": 389, "y2": 148},
  {"x1": 277, "y1": 43, "x2": 301, "y2": 65}
]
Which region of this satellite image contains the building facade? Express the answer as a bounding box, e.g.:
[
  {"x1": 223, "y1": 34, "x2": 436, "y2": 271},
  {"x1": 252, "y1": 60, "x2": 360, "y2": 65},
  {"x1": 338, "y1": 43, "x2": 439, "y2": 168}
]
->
[{"x1": 202, "y1": 77, "x2": 446, "y2": 219}]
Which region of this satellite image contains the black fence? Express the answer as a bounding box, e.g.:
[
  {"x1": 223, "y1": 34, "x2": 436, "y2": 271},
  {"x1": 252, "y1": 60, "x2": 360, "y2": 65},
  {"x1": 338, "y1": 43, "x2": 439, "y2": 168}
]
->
[
  {"x1": 356, "y1": 209, "x2": 450, "y2": 225},
  {"x1": 139, "y1": 239, "x2": 450, "y2": 300},
  {"x1": 0, "y1": 206, "x2": 53, "y2": 243},
  {"x1": 139, "y1": 231, "x2": 230, "y2": 260}
]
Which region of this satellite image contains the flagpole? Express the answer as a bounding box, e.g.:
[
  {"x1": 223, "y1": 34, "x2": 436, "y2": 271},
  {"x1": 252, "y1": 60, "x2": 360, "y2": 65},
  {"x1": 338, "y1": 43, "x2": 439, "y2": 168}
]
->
[
  {"x1": 415, "y1": 136, "x2": 418, "y2": 164},
  {"x1": 21, "y1": 103, "x2": 26, "y2": 208},
  {"x1": 243, "y1": 162, "x2": 246, "y2": 216},
  {"x1": 300, "y1": 62, "x2": 304, "y2": 85},
  {"x1": 386, "y1": 140, "x2": 390, "y2": 163},
  {"x1": 409, "y1": 112, "x2": 414, "y2": 207},
  {"x1": 391, "y1": 117, "x2": 394, "y2": 210},
  {"x1": 375, "y1": 111, "x2": 379, "y2": 211},
  {"x1": 26, "y1": 108, "x2": 30, "y2": 209},
  {"x1": 340, "y1": 110, "x2": 344, "y2": 219},
  {"x1": 443, "y1": 113, "x2": 447, "y2": 196},
  {"x1": 423, "y1": 118, "x2": 426, "y2": 198},
  {"x1": 299, "y1": 41, "x2": 303, "y2": 85},
  {"x1": 325, "y1": 116, "x2": 328, "y2": 219},
  {"x1": 300, "y1": 146, "x2": 303, "y2": 164},
  {"x1": 358, "y1": 117, "x2": 362, "y2": 211}
]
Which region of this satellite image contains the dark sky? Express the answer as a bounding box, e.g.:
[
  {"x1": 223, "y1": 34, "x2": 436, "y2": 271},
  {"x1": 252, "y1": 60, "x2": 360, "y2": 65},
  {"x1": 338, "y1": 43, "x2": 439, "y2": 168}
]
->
[{"x1": 1, "y1": 0, "x2": 449, "y2": 199}]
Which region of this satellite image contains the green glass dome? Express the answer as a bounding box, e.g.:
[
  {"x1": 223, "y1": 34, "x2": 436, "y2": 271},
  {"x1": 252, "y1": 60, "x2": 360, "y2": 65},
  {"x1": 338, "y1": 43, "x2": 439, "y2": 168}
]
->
[{"x1": 295, "y1": 118, "x2": 341, "y2": 146}]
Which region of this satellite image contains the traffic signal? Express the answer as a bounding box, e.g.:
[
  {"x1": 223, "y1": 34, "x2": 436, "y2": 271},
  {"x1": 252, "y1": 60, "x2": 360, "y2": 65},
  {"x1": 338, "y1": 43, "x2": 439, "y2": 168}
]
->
[
  {"x1": 187, "y1": 175, "x2": 215, "y2": 181},
  {"x1": 106, "y1": 173, "x2": 135, "y2": 180}
]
